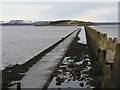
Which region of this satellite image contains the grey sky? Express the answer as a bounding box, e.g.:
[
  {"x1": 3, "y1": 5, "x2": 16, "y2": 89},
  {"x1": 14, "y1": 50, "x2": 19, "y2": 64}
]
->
[{"x1": 1, "y1": 2, "x2": 118, "y2": 22}]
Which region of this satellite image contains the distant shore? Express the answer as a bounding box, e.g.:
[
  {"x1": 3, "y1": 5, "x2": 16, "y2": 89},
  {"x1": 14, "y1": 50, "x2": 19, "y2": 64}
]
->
[{"x1": 1, "y1": 20, "x2": 119, "y2": 26}]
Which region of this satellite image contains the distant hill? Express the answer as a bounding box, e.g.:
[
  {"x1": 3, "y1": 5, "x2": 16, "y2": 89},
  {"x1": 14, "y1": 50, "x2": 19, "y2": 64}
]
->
[
  {"x1": 1, "y1": 20, "x2": 119, "y2": 26},
  {"x1": 35, "y1": 20, "x2": 93, "y2": 26},
  {"x1": 34, "y1": 21, "x2": 50, "y2": 26},
  {"x1": 34, "y1": 21, "x2": 120, "y2": 26},
  {"x1": 1, "y1": 20, "x2": 33, "y2": 26}
]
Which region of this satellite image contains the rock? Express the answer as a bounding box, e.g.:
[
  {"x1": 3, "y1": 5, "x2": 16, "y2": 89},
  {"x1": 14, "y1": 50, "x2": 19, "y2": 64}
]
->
[
  {"x1": 68, "y1": 63, "x2": 75, "y2": 68},
  {"x1": 56, "y1": 81, "x2": 61, "y2": 85},
  {"x1": 58, "y1": 69, "x2": 63, "y2": 74},
  {"x1": 60, "y1": 65, "x2": 67, "y2": 71},
  {"x1": 73, "y1": 78, "x2": 76, "y2": 81},
  {"x1": 68, "y1": 78, "x2": 71, "y2": 81},
  {"x1": 79, "y1": 77, "x2": 85, "y2": 81},
  {"x1": 79, "y1": 82, "x2": 84, "y2": 87},
  {"x1": 83, "y1": 60, "x2": 89, "y2": 66},
  {"x1": 76, "y1": 76, "x2": 80, "y2": 80},
  {"x1": 56, "y1": 76, "x2": 65, "y2": 83},
  {"x1": 86, "y1": 81, "x2": 90, "y2": 86}
]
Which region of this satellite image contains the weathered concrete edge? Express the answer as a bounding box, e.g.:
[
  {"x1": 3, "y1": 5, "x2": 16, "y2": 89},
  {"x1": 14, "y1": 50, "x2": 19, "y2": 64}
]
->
[{"x1": 84, "y1": 26, "x2": 119, "y2": 88}]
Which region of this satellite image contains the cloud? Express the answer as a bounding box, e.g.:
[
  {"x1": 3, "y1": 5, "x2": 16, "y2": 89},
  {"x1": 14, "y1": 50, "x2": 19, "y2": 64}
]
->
[
  {"x1": 1, "y1": 0, "x2": 119, "y2": 2},
  {"x1": 71, "y1": 7, "x2": 118, "y2": 21},
  {"x1": 1, "y1": 2, "x2": 118, "y2": 21},
  {"x1": 2, "y1": 3, "x2": 54, "y2": 21}
]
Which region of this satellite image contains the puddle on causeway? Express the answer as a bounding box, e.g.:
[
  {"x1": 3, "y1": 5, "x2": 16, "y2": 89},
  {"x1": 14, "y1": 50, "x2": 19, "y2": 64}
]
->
[{"x1": 48, "y1": 44, "x2": 95, "y2": 89}]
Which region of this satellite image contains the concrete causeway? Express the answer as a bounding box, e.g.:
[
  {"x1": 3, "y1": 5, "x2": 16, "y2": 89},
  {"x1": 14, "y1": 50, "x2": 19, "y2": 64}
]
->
[{"x1": 10, "y1": 28, "x2": 81, "y2": 89}]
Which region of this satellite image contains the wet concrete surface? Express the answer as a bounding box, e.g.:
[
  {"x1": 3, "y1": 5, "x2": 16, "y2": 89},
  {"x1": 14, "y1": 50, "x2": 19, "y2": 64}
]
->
[{"x1": 48, "y1": 35, "x2": 95, "y2": 89}]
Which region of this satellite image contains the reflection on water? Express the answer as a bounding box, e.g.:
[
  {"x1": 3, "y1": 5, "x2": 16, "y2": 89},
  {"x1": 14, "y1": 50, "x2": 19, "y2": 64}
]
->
[
  {"x1": 78, "y1": 26, "x2": 87, "y2": 44},
  {"x1": 48, "y1": 55, "x2": 94, "y2": 89},
  {"x1": 48, "y1": 32, "x2": 95, "y2": 89}
]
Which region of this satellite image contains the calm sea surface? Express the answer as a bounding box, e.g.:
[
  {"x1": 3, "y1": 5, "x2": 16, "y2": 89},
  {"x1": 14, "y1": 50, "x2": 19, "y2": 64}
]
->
[
  {"x1": 2, "y1": 25, "x2": 118, "y2": 70},
  {"x1": 2, "y1": 26, "x2": 78, "y2": 69},
  {"x1": 90, "y1": 25, "x2": 118, "y2": 40}
]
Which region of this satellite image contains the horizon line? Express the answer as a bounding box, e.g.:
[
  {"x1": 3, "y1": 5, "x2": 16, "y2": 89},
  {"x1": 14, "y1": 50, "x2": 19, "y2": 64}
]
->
[{"x1": 0, "y1": 19, "x2": 119, "y2": 22}]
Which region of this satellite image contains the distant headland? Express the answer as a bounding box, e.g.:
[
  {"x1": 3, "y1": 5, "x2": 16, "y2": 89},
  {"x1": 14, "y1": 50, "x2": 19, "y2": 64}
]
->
[{"x1": 0, "y1": 20, "x2": 119, "y2": 26}]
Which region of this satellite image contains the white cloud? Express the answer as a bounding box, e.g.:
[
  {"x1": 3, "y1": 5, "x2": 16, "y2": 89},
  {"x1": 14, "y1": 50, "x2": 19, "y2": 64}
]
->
[
  {"x1": 1, "y1": 3, "x2": 54, "y2": 21},
  {"x1": 1, "y1": 0, "x2": 119, "y2": 2},
  {"x1": 1, "y1": 2, "x2": 118, "y2": 22},
  {"x1": 72, "y1": 7, "x2": 118, "y2": 21}
]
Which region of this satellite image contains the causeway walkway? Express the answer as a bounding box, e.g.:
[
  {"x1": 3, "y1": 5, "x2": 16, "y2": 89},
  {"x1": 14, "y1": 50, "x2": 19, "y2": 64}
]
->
[{"x1": 10, "y1": 28, "x2": 81, "y2": 89}]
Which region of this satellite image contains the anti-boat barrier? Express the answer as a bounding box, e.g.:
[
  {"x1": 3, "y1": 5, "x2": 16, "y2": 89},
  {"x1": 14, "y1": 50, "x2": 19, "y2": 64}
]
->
[{"x1": 85, "y1": 26, "x2": 119, "y2": 88}]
